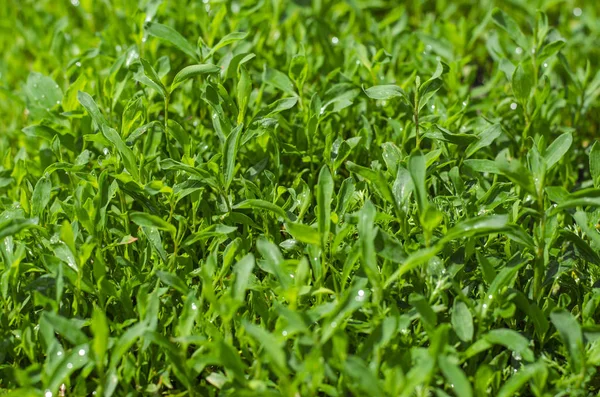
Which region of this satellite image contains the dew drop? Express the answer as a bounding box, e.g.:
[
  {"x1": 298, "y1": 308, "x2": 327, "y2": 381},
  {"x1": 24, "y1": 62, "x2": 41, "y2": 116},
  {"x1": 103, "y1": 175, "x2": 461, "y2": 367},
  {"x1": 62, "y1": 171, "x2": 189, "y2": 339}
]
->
[
  {"x1": 205, "y1": 4, "x2": 210, "y2": 12},
  {"x1": 573, "y1": 7, "x2": 582, "y2": 17},
  {"x1": 57, "y1": 351, "x2": 63, "y2": 356},
  {"x1": 231, "y1": 2, "x2": 241, "y2": 13},
  {"x1": 510, "y1": 102, "x2": 518, "y2": 110},
  {"x1": 56, "y1": 100, "x2": 61, "y2": 105},
  {"x1": 45, "y1": 390, "x2": 53, "y2": 397},
  {"x1": 331, "y1": 36, "x2": 339, "y2": 45},
  {"x1": 191, "y1": 303, "x2": 198, "y2": 310},
  {"x1": 356, "y1": 60, "x2": 360, "y2": 65},
  {"x1": 425, "y1": 44, "x2": 432, "y2": 51},
  {"x1": 515, "y1": 47, "x2": 523, "y2": 55},
  {"x1": 331, "y1": 321, "x2": 337, "y2": 328},
  {"x1": 193, "y1": 120, "x2": 198, "y2": 127},
  {"x1": 282, "y1": 330, "x2": 288, "y2": 336},
  {"x1": 543, "y1": 62, "x2": 548, "y2": 68},
  {"x1": 78, "y1": 348, "x2": 86, "y2": 356},
  {"x1": 358, "y1": 290, "x2": 365, "y2": 297},
  {"x1": 142, "y1": 35, "x2": 147, "y2": 43},
  {"x1": 76, "y1": 62, "x2": 82, "y2": 67},
  {"x1": 319, "y1": 107, "x2": 325, "y2": 115},
  {"x1": 482, "y1": 303, "x2": 488, "y2": 309},
  {"x1": 103, "y1": 148, "x2": 110, "y2": 156},
  {"x1": 289, "y1": 273, "x2": 294, "y2": 278},
  {"x1": 431, "y1": 105, "x2": 435, "y2": 110},
  {"x1": 67, "y1": 363, "x2": 73, "y2": 369},
  {"x1": 462, "y1": 101, "x2": 467, "y2": 107},
  {"x1": 145, "y1": 16, "x2": 152, "y2": 22},
  {"x1": 381, "y1": 100, "x2": 387, "y2": 106},
  {"x1": 488, "y1": 294, "x2": 493, "y2": 300},
  {"x1": 531, "y1": 48, "x2": 536, "y2": 54},
  {"x1": 202, "y1": 0, "x2": 209, "y2": 3},
  {"x1": 70, "y1": 0, "x2": 79, "y2": 6}
]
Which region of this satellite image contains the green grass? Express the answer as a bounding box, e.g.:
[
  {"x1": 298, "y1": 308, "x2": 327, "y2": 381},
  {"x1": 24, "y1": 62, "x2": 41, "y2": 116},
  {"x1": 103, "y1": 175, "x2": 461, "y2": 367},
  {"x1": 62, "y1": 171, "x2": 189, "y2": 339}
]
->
[{"x1": 1, "y1": 0, "x2": 600, "y2": 396}]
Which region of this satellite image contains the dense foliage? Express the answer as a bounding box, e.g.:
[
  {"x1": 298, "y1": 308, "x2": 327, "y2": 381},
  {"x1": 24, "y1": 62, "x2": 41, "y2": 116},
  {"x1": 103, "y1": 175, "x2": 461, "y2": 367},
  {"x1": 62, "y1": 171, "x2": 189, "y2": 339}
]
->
[{"x1": 1, "y1": 0, "x2": 600, "y2": 395}]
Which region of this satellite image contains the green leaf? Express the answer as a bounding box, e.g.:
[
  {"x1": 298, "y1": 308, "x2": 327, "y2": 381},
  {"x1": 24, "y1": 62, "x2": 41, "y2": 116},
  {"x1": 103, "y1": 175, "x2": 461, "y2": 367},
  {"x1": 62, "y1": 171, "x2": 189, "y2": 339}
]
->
[
  {"x1": 465, "y1": 124, "x2": 502, "y2": 158},
  {"x1": 550, "y1": 310, "x2": 584, "y2": 373},
  {"x1": 496, "y1": 362, "x2": 546, "y2": 397},
  {"x1": 77, "y1": 91, "x2": 108, "y2": 128},
  {"x1": 544, "y1": 132, "x2": 572, "y2": 170},
  {"x1": 146, "y1": 22, "x2": 198, "y2": 60},
  {"x1": 233, "y1": 199, "x2": 287, "y2": 219},
  {"x1": 439, "y1": 355, "x2": 473, "y2": 397},
  {"x1": 206, "y1": 31, "x2": 248, "y2": 59},
  {"x1": 590, "y1": 141, "x2": 600, "y2": 187},
  {"x1": 0, "y1": 217, "x2": 39, "y2": 239},
  {"x1": 317, "y1": 165, "x2": 333, "y2": 247},
  {"x1": 263, "y1": 66, "x2": 296, "y2": 96},
  {"x1": 236, "y1": 66, "x2": 252, "y2": 123},
  {"x1": 441, "y1": 215, "x2": 508, "y2": 243},
  {"x1": 358, "y1": 201, "x2": 381, "y2": 295},
  {"x1": 170, "y1": 64, "x2": 220, "y2": 92},
  {"x1": 256, "y1": 237, "x2": 290, "y2": 290},
  {"x1": 232, "y1": 254, "x2": 254, "y2": 302},
  {"x1": 130, "y1": 212, "x2": 176, "y2": 235},
  {"x1": 42, "y1": 312, "x2": 88, "y2": 345},
  {"x1": 242, "y1": 320, "x2": 288, "y2": 374},
  {"x1": 285, "y1": 222, "x2": 320, "y2": 246},
  {"x1": 91, "y1": 305, "x2": 109, "y2": 372},
  {"x1": 491, "y1": 8, "x2": 529, "y2": 49},
  {"x1": 451, "y1": 300, "x2": 474, "y2": 342},
  {"x1": 156, "y1": 270, "x2": 189, "y2": 294},
  {"x1": 78, "y1": 92, "x2": 140, "y2": 180},
  {"x1": 512, "y1": 62, "x2": 534, "y2": 104},
  {"x1": 363, "y1": 85, "x2": 409, "y2": 103},
  {"x1": 222, "y1": 124, "x2": 244, "y2": 191},
  {"x1": 344, "y1": 356, "x2": 385, "y2": 397},
  {"x1": 24, "y1": 72, "x2": 63, "y2": 110},
  {"x1": 538, "y1": 40, "x2": 565, "y2": 64},
  {"x1": 484, "y1": 329, "x2": 535, "y2": 362},
  {"x1": 138, "y1": 58, "x2": 167, "y2": 98},
  {"x1": 408, "y1": 150, "x2": 428, "y2": 214},
  {"x1": 46, "y1": 343, "x2": 91, "y2": 393},
  {"x1": 108, "y1": 322, "x2": 148, "y2": 370},
  {"x1": 346, "y1": 161, "x2": 395, "y2": 205},
  {"x1": 32, "y1": 175, "x2": 52, "y2": 216}
]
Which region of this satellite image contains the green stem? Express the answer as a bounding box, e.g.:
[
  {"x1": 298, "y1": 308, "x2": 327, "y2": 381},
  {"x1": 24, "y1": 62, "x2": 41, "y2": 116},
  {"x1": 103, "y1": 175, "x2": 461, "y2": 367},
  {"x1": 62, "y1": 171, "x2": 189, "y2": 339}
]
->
[
  {"x1": 164, "y1": 94, "x2": 170, "y2": 131},
  {"x1": 533, "y1": 192, "x2": 546, "y2": 302}
]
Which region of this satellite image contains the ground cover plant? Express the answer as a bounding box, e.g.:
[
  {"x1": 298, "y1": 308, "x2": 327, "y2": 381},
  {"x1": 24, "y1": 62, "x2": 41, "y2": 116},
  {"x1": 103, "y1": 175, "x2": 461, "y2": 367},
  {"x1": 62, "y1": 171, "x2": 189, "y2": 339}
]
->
[{"x1": 1, "y1": 0, "x2": 600, "y2": 395}]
